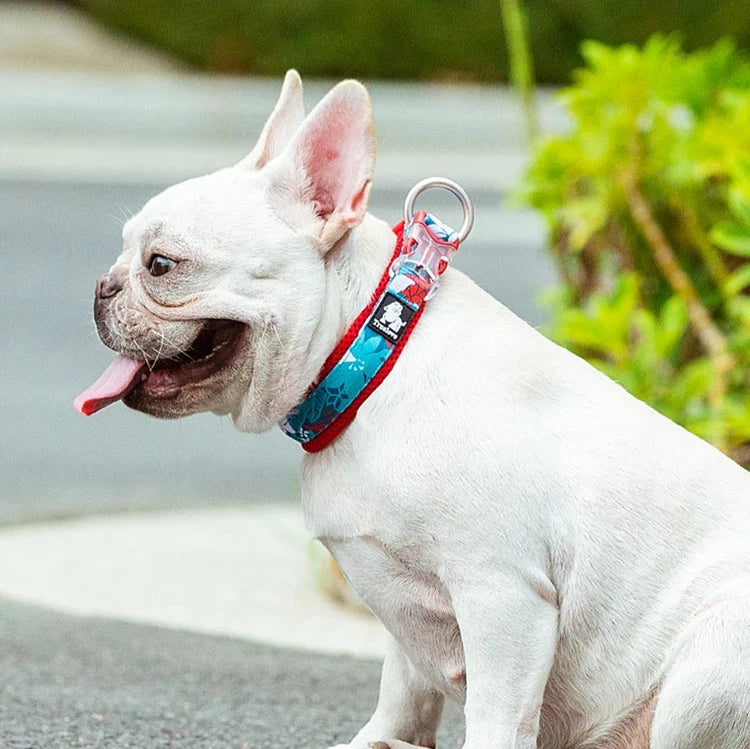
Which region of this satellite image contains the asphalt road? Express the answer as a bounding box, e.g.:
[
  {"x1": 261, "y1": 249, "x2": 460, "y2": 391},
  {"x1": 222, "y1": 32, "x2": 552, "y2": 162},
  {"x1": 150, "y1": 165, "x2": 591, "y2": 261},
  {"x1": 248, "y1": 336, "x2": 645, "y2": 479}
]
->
[{"x1": 0, "y1": 597, "x2": 464, "y2": 749}]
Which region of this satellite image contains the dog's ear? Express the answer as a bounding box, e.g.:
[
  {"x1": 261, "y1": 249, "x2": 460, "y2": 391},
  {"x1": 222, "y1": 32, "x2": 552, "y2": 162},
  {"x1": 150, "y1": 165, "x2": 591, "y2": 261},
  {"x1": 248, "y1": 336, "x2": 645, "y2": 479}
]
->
[
  {"x1": 270, "y1": 79, "x2": 376, "y2": 252},
  {"x1": 238, "y1": 70, "x2": 305, "y2": 170}
]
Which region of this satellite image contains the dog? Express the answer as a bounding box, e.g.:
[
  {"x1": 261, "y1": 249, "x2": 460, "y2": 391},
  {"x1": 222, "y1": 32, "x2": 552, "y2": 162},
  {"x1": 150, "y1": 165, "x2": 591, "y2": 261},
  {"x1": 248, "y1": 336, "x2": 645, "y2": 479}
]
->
[{"x1": 76, "y1": 71, "x2": 750, "y2": 748}]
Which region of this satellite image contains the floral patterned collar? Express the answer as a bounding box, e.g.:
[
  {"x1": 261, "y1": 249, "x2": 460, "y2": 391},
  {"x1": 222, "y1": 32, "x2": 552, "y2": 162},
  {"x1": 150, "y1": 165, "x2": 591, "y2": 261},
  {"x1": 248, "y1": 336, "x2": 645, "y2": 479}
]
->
[{"x1": 279, "y1": 211, "x2": 462, "y2": 452}]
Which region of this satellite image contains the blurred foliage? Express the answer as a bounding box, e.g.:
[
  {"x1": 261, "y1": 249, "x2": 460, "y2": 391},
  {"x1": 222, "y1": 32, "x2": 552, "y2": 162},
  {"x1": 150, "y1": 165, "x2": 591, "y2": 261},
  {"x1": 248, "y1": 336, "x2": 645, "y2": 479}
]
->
[
  {"x1": 74, "y1": 0, "x2": 750, "y2": 83},
  {"x1": 521, "y1": 37, "x2": 750, "y2": 466}
]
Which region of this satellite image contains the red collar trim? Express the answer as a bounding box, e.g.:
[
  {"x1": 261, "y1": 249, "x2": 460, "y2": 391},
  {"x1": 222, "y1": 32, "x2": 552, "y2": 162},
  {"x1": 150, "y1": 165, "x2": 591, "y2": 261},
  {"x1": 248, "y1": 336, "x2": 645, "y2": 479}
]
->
[
  {"x1": 300, "y1": 222, "x2": 406, "y2": 452},
  {"x1": 314, "y1": 221, "x2": 404, "y2": 385}
]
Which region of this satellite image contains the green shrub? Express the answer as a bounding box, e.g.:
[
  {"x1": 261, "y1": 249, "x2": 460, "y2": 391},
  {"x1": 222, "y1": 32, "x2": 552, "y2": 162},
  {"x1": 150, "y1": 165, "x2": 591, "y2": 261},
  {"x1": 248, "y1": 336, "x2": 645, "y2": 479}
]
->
[{"x1": 522, "y1": 37, "x2": 750, "y2": 466}]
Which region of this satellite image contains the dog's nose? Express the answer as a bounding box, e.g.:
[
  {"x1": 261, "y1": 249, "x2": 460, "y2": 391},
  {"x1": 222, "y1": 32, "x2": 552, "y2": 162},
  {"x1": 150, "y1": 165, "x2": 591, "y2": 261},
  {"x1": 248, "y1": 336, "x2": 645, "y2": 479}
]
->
[{"x1": 96, "y1": 271, "x2": 124, "y2": 301}]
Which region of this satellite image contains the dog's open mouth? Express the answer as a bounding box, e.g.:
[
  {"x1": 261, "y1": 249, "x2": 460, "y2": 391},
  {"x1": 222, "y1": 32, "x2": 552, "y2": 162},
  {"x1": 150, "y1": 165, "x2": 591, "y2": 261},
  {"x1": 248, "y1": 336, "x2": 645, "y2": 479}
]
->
[{"x1": 74, "y1": 320, "x2": 246, "y2": 415}]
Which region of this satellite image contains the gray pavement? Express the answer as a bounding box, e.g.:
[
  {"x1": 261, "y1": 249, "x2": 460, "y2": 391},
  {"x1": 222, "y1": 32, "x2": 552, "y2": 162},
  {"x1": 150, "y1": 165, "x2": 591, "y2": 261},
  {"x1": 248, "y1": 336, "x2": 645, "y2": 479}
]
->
[{"x1": 0, "y1": 597, "x2": 464, "y2": 748}]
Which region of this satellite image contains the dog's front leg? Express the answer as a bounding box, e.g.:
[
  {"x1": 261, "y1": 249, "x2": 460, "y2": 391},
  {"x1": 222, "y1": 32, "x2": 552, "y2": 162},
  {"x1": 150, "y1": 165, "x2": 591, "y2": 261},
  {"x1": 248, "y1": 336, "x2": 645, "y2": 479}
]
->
[
  {"x1": 454, "y1": 579, "x2": 558, "y2": 748},
  {"x1": 329, "y1": 634, "x2": 444, "y2": 749}
]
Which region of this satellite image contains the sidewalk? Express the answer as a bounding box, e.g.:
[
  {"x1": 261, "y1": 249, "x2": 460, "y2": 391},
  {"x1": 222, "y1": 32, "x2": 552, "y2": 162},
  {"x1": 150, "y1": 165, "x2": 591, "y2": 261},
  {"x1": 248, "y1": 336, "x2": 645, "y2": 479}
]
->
[{"x1": 0, "y1": 505, "x2": 388, "y2": 658}]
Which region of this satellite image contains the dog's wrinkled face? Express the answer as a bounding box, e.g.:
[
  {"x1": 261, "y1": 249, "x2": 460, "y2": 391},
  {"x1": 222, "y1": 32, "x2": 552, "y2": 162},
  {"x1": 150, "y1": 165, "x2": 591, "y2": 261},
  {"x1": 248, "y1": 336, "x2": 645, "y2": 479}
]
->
[
  {"x1": 78, "y1": 70, "x2": 376, "y2": 431},
  {"x1": 96, "y1": 169, "x2": 295, "y2": 423}
]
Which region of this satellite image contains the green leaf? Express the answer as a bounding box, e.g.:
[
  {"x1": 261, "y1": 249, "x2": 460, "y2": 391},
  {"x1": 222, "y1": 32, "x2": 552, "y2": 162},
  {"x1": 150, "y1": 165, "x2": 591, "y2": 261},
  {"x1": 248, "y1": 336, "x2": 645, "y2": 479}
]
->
[
  {"x1": 710, "y1": 221, "x2": 750, "y2": 257},
  {"x1": 560, "y1": 194, "x2": 610, "y2": 250},
  {"x1": 724, "y1": 264, "x2": 750, "y2": 296},
  {"x1": 728, "y1": 186, "x2": 750, "y2": 226},
  {"x1": 727, "y1": 295, "x2": 750, "y2": 324},
  {"x1": 669, "y1": 358, "x2": 715, "y2": 406},
  {"x1": 555, "y1": 309, "x2": 618, "y2": 353},
  {"x1": 657, "y1": 296, "x2": 689, "y2": 356}
]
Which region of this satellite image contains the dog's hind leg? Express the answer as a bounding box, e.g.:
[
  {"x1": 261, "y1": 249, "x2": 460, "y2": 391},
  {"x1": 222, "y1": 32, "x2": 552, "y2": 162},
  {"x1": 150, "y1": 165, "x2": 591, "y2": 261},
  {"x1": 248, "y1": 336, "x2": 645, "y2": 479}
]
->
[{"x1": 649, "y1": 579, "x2": 750, "y2": 749}]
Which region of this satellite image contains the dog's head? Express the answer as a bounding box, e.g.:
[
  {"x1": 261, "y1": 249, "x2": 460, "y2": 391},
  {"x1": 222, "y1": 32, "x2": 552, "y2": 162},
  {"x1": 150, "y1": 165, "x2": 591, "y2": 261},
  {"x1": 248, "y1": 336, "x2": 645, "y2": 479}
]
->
[{"x1": 76, "y1": 71, "x2": 376, "y2": 431}]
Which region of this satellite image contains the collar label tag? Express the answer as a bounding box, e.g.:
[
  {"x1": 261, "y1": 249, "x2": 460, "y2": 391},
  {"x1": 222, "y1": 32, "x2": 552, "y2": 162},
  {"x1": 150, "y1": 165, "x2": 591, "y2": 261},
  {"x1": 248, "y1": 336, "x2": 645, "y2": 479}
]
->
[{"x1": 367, "y1": 292, "x2": 416, "y2": 344}]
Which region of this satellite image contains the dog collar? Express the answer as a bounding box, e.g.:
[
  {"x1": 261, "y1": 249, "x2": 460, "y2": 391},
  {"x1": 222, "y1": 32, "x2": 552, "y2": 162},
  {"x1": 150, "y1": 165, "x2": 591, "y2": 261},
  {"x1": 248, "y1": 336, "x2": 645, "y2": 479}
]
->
[{"x1": 279, "y1": 178, "x2": 474, "y2": 452}]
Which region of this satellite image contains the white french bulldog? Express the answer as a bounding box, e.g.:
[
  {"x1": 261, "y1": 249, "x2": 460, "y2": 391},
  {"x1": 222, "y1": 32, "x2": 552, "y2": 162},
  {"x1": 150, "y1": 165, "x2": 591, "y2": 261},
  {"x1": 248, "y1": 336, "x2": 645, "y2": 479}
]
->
[{"x1": 76, "y1": 71, "x2": 750, "y2": 749}]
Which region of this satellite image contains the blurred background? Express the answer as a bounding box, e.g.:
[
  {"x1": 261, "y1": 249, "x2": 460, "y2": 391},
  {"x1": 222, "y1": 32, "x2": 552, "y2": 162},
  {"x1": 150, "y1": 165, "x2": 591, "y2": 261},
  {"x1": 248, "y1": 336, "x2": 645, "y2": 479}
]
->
[
  {"x1": 0, "y1": 1, "x2": 748, "y2": 746},
  {"x1": 3, "y1": 0, "x2": 746, "y2": 530}
]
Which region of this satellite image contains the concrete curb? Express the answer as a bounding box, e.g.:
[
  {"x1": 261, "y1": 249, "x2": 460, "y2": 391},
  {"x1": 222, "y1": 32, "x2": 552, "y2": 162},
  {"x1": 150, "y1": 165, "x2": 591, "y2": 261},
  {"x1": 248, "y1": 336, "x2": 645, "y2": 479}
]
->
[{"x1": 0, "y1": 505, "x2": 388, "y2": 659}]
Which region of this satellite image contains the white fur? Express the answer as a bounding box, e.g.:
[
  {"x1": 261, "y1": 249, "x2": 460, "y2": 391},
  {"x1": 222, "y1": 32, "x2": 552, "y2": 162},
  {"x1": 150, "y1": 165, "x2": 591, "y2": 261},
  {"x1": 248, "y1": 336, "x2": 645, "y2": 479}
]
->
[{"x1": 109, "y1": 73, "x2": 750, "y2": 749}]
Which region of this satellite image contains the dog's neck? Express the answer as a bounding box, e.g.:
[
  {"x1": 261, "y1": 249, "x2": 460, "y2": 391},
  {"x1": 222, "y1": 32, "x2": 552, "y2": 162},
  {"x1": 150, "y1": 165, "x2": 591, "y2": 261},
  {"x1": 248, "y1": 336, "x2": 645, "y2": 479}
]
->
[
  {"x1": 307, "y1": 212, "x2": 398, "y2": 372},
  {"x1": 330, "y1": 213, "x2": 399, "y2": 329},
  {"x1": 263, "y1": 212, "x2": 398, "y2": 429}
]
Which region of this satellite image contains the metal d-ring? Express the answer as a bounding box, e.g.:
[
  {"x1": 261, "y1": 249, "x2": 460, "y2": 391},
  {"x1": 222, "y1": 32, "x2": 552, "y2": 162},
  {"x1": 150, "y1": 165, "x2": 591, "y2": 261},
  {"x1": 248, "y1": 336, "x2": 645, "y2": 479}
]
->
[{"x1": 403, "y1": 177, "x2": 475, "y2": 243}]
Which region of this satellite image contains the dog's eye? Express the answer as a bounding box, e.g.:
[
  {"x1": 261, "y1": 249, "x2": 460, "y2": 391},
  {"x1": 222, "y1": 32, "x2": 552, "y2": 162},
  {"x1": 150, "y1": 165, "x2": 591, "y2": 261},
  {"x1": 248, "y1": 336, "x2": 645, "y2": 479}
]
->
[{"x1": 148, "y1": 254, "x2": 176, "y2": 277}]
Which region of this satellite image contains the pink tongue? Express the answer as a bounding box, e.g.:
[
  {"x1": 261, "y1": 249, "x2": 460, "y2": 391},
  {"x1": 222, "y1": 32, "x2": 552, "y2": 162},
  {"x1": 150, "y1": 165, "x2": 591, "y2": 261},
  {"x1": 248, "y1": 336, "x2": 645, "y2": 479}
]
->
[{"x1": 74, "y1": 355, "x2": 147, "y2": 416}]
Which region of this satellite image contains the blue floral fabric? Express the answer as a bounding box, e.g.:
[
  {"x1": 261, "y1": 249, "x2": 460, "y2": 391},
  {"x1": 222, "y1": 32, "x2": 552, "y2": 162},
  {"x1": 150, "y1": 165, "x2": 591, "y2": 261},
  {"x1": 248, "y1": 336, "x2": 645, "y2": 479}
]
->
[{"x1": 280, "y1": 317, "x2": 398, "y2": 443}]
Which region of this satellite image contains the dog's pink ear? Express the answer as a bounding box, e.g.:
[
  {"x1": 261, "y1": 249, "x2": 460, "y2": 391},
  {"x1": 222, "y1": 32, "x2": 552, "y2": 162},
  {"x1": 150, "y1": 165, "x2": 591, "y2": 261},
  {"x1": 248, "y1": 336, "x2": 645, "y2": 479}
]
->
[
  {"x1": 239, "y1": 70, "x2": 305, "y2": 170},
  {"x1": 279, "y1": 79, "x2": 376, "y2": 251}
]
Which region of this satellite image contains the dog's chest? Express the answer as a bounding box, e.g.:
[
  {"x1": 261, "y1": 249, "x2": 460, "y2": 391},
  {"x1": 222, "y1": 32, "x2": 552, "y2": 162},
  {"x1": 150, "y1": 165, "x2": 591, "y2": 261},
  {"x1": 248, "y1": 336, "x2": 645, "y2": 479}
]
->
[
  {"x1": 302, "y1": 445, "x2": 468, "y2": 697},
  {"x1": 324, "y1": 532, "x2": 466, "y2": 699}
]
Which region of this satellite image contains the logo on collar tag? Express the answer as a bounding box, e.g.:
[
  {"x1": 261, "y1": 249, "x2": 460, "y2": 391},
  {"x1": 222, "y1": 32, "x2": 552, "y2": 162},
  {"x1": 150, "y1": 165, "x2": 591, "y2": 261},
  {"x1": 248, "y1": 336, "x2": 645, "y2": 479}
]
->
[{"x1": 367, "y1": 292, "x2": 416, "y2": 344}]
